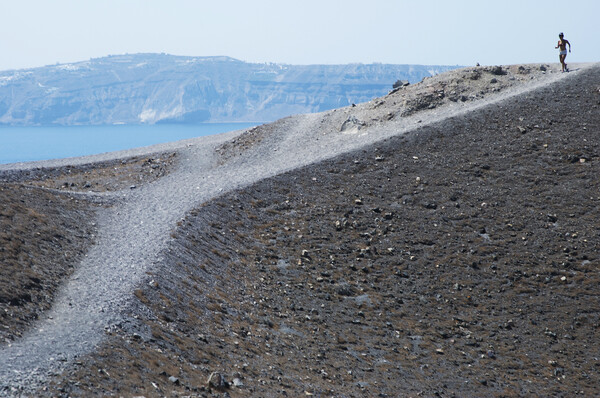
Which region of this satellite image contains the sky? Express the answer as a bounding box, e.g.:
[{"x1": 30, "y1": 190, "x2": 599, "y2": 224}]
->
[{"x1": 0, "y1": 0, "x2": 598, "y2": 71}]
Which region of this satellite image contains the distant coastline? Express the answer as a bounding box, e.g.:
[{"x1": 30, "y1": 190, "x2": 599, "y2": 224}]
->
[{"x1": 0, "y1": 53, "x2": 459, "y2": 127}]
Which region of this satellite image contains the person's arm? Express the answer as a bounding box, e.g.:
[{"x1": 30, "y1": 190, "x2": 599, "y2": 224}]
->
[{"x1": 567, "y1": 40, "x2": 571, "y2": 52}]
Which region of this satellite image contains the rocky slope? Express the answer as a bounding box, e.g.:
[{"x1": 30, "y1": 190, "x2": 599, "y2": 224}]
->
[
  {"x1": 0, "y1": 54, "x2": 456, "y2": 126},
  {"x1": 0, "y1": 63, "x2": 599, "y2": 397}
]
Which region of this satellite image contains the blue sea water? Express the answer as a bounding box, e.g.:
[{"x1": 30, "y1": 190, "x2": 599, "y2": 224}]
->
[{"x1": 0, "y1": 123, "x2": 258, "y2": 165}]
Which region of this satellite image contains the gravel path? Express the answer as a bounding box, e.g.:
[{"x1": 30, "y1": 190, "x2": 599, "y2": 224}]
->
[{"x1": 0, "y1": 63, "x2": 594, "y2": 393}]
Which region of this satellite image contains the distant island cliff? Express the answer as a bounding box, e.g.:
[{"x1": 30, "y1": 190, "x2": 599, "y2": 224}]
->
[{"x1": 0, "y1": 54, "x2": 458, "y2": 126}]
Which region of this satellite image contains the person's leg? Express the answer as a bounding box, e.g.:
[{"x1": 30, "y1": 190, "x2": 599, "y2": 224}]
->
[{"x1": 559, "y1": 54, "x2": 566, "y2": 71}]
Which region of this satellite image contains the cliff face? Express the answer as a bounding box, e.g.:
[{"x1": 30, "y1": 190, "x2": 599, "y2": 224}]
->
[{"x1": 0, "y1": 54, "x2": 457, "y2": 125}]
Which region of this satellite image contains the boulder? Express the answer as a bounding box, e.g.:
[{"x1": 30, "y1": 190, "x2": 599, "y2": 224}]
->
[
  {"x1": 207, "y1": 372, "x2": 229, "y2": 391},
  {"x1": 393, "y1": 79, "x2": 410, "y2": 89},
  {"x1": 488, "y1": 66, "x2": 506, "y2": 76}
]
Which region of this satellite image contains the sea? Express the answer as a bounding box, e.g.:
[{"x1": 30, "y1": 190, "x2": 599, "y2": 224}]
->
[{"x1": 0, "y1": 123, "x2": 259, "y2": 165}]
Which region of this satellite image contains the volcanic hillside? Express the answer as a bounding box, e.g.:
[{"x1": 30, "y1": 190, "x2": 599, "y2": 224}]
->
[{"x1": 1, "y1": 63, "x2": 599, "y2": 397}]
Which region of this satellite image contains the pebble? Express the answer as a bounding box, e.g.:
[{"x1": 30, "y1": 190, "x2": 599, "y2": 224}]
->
[
  {"x1": 232, "y1": 377, "x2": 244, "y2": 387},
  {"x1": 544, "y1": 328, "x2": 557, "y2": 338}
]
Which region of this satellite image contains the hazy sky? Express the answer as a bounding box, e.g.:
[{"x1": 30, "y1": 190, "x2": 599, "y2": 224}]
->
[{"x1": 0, "y1": 0, "x2": 598, "y2": 71}]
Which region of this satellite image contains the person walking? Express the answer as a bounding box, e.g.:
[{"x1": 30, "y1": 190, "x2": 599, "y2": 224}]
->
[{"x1": 555, "y1": 32, "x2": 571, "y2": 72}]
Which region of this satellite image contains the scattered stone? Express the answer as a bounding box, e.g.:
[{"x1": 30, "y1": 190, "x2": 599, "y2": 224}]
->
[
  {"x1": 207, "y1": 372, "x2": 229, "y2": 391},
  {"x1": 336, "y1": 283, "x2": 355, "y2": 297},
  {"x1": 198, "y1": 334, "x2": 208, "y2": 343},
  {"x1": 489, "y1": 66, "x2": 506, "y2": 76},
  {"x1": 335, "y1": 220, "x2": 342, "y2": 230},
  {"x1": 544, "y1": 328, "x2": 557, "y2": 338},
  {"x1": 232, "y1": 378, "x2": 244, "y2": 387},
  {"x1": 340, "y1": 116, "x2": 366, "y2": 132},
  {"x1": 469, "y1": 70, "x2": 481, "y2": 80},
  {"x1": 168, "y1": 375, "x2": 180, "y2": 384},
  {"x1": 423, "y1": 202, "x2": 437, "y2": 210}
]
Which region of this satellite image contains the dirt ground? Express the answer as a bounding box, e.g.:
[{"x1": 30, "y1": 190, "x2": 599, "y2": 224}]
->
[{"x1": 39, "y1": 65, "x2": 600, "y2": 398}]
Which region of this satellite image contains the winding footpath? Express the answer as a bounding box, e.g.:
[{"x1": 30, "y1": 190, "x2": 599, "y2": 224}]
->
[{"x1": 0, "y1": 64, "x2": 590, "y2": 394}]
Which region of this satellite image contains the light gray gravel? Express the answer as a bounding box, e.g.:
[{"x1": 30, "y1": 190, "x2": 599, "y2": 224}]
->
[{"x1": 0, "y1": 63, "x2": 594, "y2": 394}]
